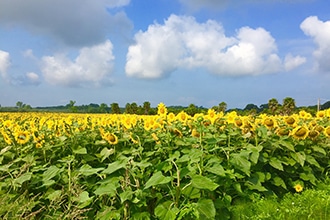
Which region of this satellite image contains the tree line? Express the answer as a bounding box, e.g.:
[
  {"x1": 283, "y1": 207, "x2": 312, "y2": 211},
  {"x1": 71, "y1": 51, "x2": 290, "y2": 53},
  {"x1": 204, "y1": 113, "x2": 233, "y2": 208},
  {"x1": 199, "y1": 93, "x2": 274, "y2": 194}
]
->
[{"x1": 0, "y1": 97, "x2": 329, "y2": 116}]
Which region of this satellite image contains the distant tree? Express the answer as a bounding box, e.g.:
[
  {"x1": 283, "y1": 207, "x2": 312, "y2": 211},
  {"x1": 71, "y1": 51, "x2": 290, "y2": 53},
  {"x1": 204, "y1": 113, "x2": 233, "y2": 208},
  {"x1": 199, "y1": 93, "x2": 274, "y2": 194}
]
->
[
  {"x1": 259, "y1": 103, "x2": 269, "y2": 113},
  {"x1": 67, "y1": 100, "x2": 77, "y2": 113},
  {"x1": 125, "y1": 103, "x2": 132, "y2": 114},
  {"x1": 16, "y1": 101, "x2": 23, "y2": 109},
  {"x1": 186, "y1": 103, "x2": 198, "y2": 116},
  {"x1": 110, "y1": 103, "x2": 121, "y2": 114},
  {"x1": 268, "y1": 98, "x2": 279, "y2": 115},
  {"x1": 99, "y1": 103, "x2": 108, "y2": 113},
  {"x1": 244, "y1": 103, "x2": 259, "y2": 111},
  {"x1": 130, "y1": 102, "x2": 138, "y2": 114},
  {"x1": 143, "y1": 101, "x2": 151, "y2": 115},
  {"x1": 218, "y1": 102, "x2": 227, "y2": 113},
  {"x1": 282, "y1": 97, "x2": 296, "y2": 115}
]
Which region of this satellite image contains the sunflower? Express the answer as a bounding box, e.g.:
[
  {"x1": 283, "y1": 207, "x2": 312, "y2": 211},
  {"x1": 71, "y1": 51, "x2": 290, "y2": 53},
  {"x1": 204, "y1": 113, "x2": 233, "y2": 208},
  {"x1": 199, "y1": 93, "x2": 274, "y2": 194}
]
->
[
  {"x1": 284, "y1": 116, "x2": 297, "y2": 127},
  {"x1": 291, "y1": 126, "x2": 309, "y2": 140},
  {"x1": 276, "y1": 127, "x2": 290, "y2": 136},
  {"x1": 324, "y1": 126, "x2": 330, "y2": 137},
  {"x1": 294, "y1": 184, "x2": 303, "y2": 193},
  {"x1": 225, "y1": 111, "x2": 238, "y2": 124},
  {"x1": 176, "y1": 111, "x2": 189, "y2": 124},
  {"x1": 191, "y1": 128, "x2": 200, "y2": 138},
  {"x1": 15, "y1": 130, "x2": 30, "y2": 145},
  {"x1": 308, "y1": 129, "x2": 319, "y2": 139},
  {"x1": 263, "y1": 117, "x2": 276, "y2": 129},
  {"x1": 103, "y1": 132, "x2": 118, "y2": 145},
  {"x1": 316, "y1": 110, "x2": 326, "y2": 119},
  {"x1": 157, "y1": 102, "x2": 167, "y2": 117}
]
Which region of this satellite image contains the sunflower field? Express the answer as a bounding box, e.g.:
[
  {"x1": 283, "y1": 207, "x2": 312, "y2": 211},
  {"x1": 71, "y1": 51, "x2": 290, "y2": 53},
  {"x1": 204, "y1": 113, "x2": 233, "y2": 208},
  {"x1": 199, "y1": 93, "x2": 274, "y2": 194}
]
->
[{"x1": 1, "y1": 103, "x2": 330, "y2": 219}]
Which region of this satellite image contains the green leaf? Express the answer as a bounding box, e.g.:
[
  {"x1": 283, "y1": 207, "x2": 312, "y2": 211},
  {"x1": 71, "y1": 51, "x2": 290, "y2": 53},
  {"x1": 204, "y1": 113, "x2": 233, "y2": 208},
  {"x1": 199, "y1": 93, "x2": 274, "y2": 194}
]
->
[
  {"x1": 250, "y1": 147, "x2": 260, "y2": 164},
  {"x1": 47, "y1": 190, "x2": 62, "y2": 201},
  {"x1": 78, "y1": 164, "x2": 104, "y2": 176},
  {"x1": 230, "y1": 153, "x2": 251, "y2": 176},
  {"x1": 291, "y1": 152, "x2": 306, "y2": 167},
  {"x1": 191, "y1": 175, "x2": 219, "y2": 191},
  {"x1": 75, "y1": 191, "x2": 94, "y2": 208},
  {"x1": 206, "y1": 163, "x2": 226, "y2": 177},
  {"x1": 99, "y1": 147, "x2": 115, "y2": 162},
  {"x1": 119, "y1": 190, "x2": 133, "y2": 203},
  {"x1": 269, "y1": 157, "x2": 283, "y2": 171},
  {"x1": 312, "y1": 146, "x2": 326, "y2": 155},
  {"x1": 73, "y1": 146, "x2": 87, "y2": 154},
  {"x1": 144, "y1": 171, "x2": 171, "y2": 189},
  {"x1": 155, "y1": 201, "x2": 179, "y2": 220},
  {"x1": 94, "y1": 183, "x2": 117, "y2": 197},
  {"x1": 131, "y1": 212, "x2": 151, "y2": 220},
  {"x1": 43, "y1": 165, "x2": 61, "y2": 181},
  {"x1": 102, "y1": 159, "x2": 127, "y2": 175},
  {"x1": 196, "y1": 199, "x2": 216, "y2": 220},
  {"x1": 306, "y1": 155, "x2": 321, "y2": 169},
  {"x1": 279, "y1": 140, "x2": 295, "y2": 152},
  {"x1": 14, "y1": 172, "x2": 32, "y2": 186},
  {"x1": 272, "y1": 176, "x2": 287, "y2": 189}
]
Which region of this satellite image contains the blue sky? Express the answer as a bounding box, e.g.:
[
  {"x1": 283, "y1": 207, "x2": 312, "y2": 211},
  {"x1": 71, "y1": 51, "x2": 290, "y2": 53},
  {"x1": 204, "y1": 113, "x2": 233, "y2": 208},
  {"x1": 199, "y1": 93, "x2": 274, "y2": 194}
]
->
[{"x1": 1, "y1": 0, "x2": 330, "y2": 109}]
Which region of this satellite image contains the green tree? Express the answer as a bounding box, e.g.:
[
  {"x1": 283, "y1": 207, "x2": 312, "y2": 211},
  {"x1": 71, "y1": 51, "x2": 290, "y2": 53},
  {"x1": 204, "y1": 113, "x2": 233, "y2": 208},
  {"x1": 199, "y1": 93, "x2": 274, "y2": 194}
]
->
[
  {"x1": 110, "y1": 103, "x2": 121, "y2": 114},
  {"x1": 282, "y1": 97, "x2": 296, "y2": 115},
  {"x1": 186, "y1": 103, "x2": 198, "y2": 116},
  {"x1": 268, "y1": 98, "x2": 279, "y2": 115},
  {"x1": 218, "y1": 102, "x2": 227, "y2": 113},
  {"x1": 143, "y1": 101, "x2": 151, "y2": 115},
  {"x1": 99, "y1": 103, "x2": 108, "y2": 113},
  {"x1": 67, "y1": 100, "x2": 77, "y2": 113}
]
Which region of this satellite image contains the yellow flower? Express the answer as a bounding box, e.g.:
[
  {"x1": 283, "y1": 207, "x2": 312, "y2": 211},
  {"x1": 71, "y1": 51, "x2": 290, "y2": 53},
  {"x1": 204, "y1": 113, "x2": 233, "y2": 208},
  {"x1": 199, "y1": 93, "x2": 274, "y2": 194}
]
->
[
  {"x1": 294, "y1": 184, "x2": 303, "y2": 193},
  {"x1": 308, "y1": 129, "x2": 319, "y2": 139},
  {"x1": 103, "y1": 132, "x2": 118, "y2": 145},
  {"x1": 284, "y1": 116, "x2": 297, "y2": 127},
  {"x1": 14, "y1": 130, "x2": 30, "y2": 145},
  {"x1": 263, "y1": 117, "x2": 276, "y2": 129},
  {"x1": 291, "y1": 126, "x2": 309, "y2": 140},
  {"x1": 191, "y1": 128, "x2": 200, "y2": 138},
  {"x1": 316, "y1": 110, "x2": 326, "y2": 119},
  {"x1": 176, "y1": 111, "x2": 189, "y2": 124},
  {"x1": 157, "y1": 102, "x2": 167, "y2": 117},
  {"x1": 324, "y1": 126, "x2": 330, "y2": 137}
]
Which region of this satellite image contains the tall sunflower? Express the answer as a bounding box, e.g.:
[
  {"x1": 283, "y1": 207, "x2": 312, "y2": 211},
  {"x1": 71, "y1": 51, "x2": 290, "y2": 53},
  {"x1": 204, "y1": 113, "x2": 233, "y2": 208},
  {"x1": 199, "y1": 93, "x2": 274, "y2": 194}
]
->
[{"x1": 291, "y1": 126, "x2": 309, "y2": 140}]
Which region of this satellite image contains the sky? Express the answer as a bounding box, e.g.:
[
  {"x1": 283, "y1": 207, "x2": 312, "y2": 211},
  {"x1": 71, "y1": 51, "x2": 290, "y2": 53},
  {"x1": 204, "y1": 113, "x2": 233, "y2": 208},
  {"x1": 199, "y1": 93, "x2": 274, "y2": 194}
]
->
[{"x1": 1, "y1": 0, "x2": 330, "y2": 109}]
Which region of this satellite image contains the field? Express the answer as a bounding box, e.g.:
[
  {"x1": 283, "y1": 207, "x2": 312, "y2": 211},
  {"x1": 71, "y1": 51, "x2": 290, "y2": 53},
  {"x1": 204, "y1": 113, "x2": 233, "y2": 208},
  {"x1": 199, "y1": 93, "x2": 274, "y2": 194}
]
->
[{"x1": 1, "y1": 103, "x2": 330, "y2": 219}]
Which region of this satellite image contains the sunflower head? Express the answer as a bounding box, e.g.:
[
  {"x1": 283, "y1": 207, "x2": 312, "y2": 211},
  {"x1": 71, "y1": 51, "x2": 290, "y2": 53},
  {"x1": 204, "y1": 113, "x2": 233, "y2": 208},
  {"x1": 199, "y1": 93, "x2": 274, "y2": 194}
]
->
[
  {"x1": 291, "y1": 126, "x2": 309, "y2": 140},
  {"x1": 294, "y1": 184, "x2": 303, "y2": 193},
  {"x1": 157, "y1": 102, "x2": 167, "y2": 117},
  {"x1": 324, "y1": 126, "x2": 330, "y2": 137}
]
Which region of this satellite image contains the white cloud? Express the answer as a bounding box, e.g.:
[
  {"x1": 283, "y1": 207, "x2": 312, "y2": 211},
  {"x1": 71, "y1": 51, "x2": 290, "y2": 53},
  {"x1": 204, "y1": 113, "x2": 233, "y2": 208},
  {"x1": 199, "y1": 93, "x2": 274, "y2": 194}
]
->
[
  {"x1": 26, "y1": 72, "x2": 40, "y2": 85},
  {"x1": 0, "y1": 50, "x2": 11, "y2": 80},
  {"x1": 300, "y1": 16, "x2": 330, "y2": 73},
  {"x1": 284, "y1": 53, "x2": 306, "y2": 71},
  {"x1": 0, "y1": 0, "x2": 132, "y2": 46},
  {"x1": 126, "y1": 14, "x2": 285, "y2": 79},
  {"x1": 41, "y1": 40, "x2": 115, "y2": 87}
]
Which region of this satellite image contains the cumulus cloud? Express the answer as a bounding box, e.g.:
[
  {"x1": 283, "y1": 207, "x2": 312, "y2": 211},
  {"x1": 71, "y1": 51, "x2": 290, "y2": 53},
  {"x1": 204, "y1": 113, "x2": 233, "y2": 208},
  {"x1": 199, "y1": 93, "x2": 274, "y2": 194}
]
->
[
  {"x1": 0, "y1": 50, "x2": 11, "y2": 80},
  {"x1": 0, "y1": 0, "x2": 132, "y2": 46},
  {"x1": 26, "y1": 72, "x2": 41, "y2": 85},
  {"x1": 300, "y1": 16, "x2": 330, "y2": 73},
  {"x1": 41, "y1": 40, "x2": 115, "y2": 87},
  {"x1": 284, "y1": 53, "x2": 306, "y2": 71},
  {"x1": 126, "y1": 14, "x2": 286, "y2": 79}
]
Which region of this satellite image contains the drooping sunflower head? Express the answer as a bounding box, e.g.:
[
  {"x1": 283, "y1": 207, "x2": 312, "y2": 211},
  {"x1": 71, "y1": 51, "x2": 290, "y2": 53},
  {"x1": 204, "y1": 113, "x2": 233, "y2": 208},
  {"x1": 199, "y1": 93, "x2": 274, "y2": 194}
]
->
[
  {"x1": 291, "y1": 126, "x2": 309, "y2": 140},
  {"x1": 263, "y1": 117, "x2": 276, "y2": 129},
  {"x1": 284, "y1": 116, "x2": 297, "y2": 126},
  {"x1": 276, "y1": 127, "x2": 290, "y2": 136},
  {"x1": 308, "y1": 129, "x2": 319, "y2": 139},
  {"x1": 103, "y1": 132, "x2": 118, "y2": 145}
]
